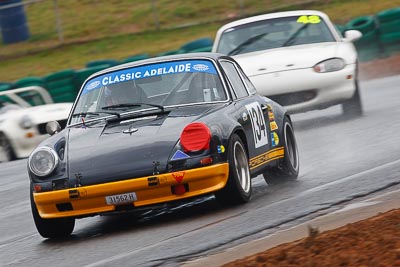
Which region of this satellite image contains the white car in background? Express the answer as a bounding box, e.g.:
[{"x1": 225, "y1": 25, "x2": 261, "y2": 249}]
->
[
  {"x1": 0, "y1": 86, "x2": 72, "y2": 162},
  {"x1": 212, "y1": 10, "x2": 363, "y2": 116}
]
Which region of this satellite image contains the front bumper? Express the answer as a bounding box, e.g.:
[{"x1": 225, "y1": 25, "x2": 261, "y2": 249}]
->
[
  {"x1": 249, "y1": 64, "x2": 357, "y2": 113},
  {"x1": 33, "y1": 163, "x2": 229, "y2": 219}
]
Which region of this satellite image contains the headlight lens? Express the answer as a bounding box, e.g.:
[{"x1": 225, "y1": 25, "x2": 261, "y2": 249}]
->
[
  {"x1": 28, "y1": 147, "x2": 59, "y2": 177},
  {"x1": 19, "y1": 115, "x2": 34, "y2": 129},
  {"x1": 313, "y1": 58, "x2": 345, "y2": 73}
]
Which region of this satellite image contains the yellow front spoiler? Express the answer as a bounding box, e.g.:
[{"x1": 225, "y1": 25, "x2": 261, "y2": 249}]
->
[{"x1": 34, "y1": 163, "x2": 229, "y2": 219}]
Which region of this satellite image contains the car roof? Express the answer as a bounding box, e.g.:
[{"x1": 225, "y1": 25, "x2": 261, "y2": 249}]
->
[
  {"x1": 216, "y1": 10, "x2": 330, "y2": 31},
  {"x1": 215, "y1": 10, "x2": 334, "y2": 38}
]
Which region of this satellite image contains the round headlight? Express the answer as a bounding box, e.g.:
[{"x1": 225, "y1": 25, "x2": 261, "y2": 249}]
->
[
  {"x1": 19, "y1": 115, "x2": 34, "y2": 129},
  {"x1": 28, "y1": 147, "x2": 59, "y2": 177},
  {"x1": 313, "y1": 58, "x2": 345, "y2": 73}
]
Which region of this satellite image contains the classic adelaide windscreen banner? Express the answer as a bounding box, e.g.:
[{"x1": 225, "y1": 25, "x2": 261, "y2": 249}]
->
[{"x1": 82, "y1": 60, "x2": 218, "y2": 95}]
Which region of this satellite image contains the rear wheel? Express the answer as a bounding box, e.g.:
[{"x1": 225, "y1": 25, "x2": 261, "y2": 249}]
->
[
  {"x1": 342, "y1": 79, "x2": 363, "y2": 117},
  {"x1": 30, "y1": 186, "x2": 75, "y2": 239},
  {"x1": 263, "y1": 117, "x2": 299, "y2": 185},
  {"x1": 0, "y1": 133, "x2": 15, "y2": 162},
  {"x1": 215, "y1": 134, "x2": 251, "y2": 205}
]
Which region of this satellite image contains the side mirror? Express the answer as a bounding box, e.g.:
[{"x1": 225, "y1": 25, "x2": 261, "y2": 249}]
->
[
  {"x1": 343, "y1": 30, "x2": 362, "y2": 42},
  {"x1": 46, "y1": 121, "x2": 61, "y2": 136}
]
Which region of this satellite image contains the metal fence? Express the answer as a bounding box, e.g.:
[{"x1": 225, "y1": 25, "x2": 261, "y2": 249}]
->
[{"x1": 0, "y1": 0, "x2": 324, "y2": 45}]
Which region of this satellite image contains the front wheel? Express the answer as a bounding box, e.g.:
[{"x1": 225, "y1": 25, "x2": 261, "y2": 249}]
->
[
  {"x1": 30, "y1": 187, "x2": 75, "y2": 239},
  {"x1": 215, "y1": 134, "x2": 252, "y2": 205},
  {"x1": 342, "y1": 79, "x2": 363, "y2": 117},
  {"x1": 0, "y1": 133, "x2": 16, "y2": 162},
  {"x1": 263, "y1": 116, "x2": 299, "y2": 185}
]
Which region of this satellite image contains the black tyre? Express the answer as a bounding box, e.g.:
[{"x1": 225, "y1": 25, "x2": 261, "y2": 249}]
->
[
  {"x1": 215, "y1": 134, "x2": 251, "y2": 205},
  {"x1": 0, "y1": 133, "x2": 16, "y2": 162},
  {"x1": 263, "y1": 117, "x2": 299, "y2": 185},
  {"x1": 30, "y1": 187, "x2": 75, "y2": 239},
  {"x1": 342, "y1": 79, "x2": 363, "y2": 117}
]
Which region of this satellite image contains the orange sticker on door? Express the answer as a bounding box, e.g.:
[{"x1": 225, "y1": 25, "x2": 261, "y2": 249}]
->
[{"x1": 270, "y1": 121, "x2": 278, "y2": 131}]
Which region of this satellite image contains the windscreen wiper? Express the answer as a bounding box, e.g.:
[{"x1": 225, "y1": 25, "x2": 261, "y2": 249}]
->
[
  {"x1": 228, "y1": 32, "x2": 269, "y2": 56},
  {"x1": 71, "y1": 111, "x2": 120, "y2": 118},
  {"x1": 101, "y1": 103, "x2": 165, "y2": 112},
  {"x1": 281, "y1": 23, "x2": 310, "y2": 47}
]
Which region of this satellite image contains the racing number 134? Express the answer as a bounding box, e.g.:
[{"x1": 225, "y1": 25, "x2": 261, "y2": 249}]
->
[{"x1": 246, "y1": 102, "x2": 268, "y2": 148}]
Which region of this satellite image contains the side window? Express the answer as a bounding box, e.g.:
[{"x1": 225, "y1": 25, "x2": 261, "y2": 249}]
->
[
  {"x1": 239, "y1": 68, "x2": 257, "y2": 95},
  {"x1": 220, "y1": 61, "x2": 248, "y2": 98}
]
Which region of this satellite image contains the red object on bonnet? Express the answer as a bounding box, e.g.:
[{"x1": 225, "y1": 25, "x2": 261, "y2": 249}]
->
[{"x1": 180, "y1": 122, "x2": 211, "y2": 152}]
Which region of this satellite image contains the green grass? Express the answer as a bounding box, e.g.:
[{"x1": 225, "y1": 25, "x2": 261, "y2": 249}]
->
[{"x1": 0, "y1": 0, "x2": 399, "y2": 82}]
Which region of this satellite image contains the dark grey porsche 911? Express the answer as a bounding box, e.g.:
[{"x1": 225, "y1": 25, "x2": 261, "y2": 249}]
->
[{"x1": 28, "y1": 53, "x2": 299, "y2": 238}]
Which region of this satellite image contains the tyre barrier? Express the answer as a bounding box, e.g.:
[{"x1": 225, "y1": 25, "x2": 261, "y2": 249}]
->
[
  {"x1": 379, "y1": 31, "x2": 400, "y2": 44},
  {"x1": 12, "y1": 76, "x2": 44, "y2": 89},
  {"x1": 357, "y1": 44, "x2": 381, "y2": 62},
  {"x1": 378, "y1": 19, "x2": 400, "y2": 34},
  {"x1": 377, "y1": 7, "x2": 400, "y2": 23},
  {"x1": 335, "y1": 24, "x2": 346, "y2": 36},
  {"x1": 86, "y1": 59, "x2": 118, "y2": 68},
  {"x1": 354, "y1": 29, "x2": 379, "y2": 46},
  {"x1": 180, "y1": 38, "x2": 213, "y2": 52},
  {"x1": 0, "y1": 84, "x2": 11, "y2": 91},
  {"x1": 74, "y1": 65, "x2": 110, "y2": 91},
  {"x1": 0, "y1": 83, "x2": 12, "y2": 102},
  {"x1": 120, "y1": 53, "x2": 149, "y2": 64},
  {"x1": 346, "y1": 16, "x2": 377, "y2": 34},
  {"x1": 157, "y1": 49, "x2": 183, "y2": 57},
  {"x1": 44, "y1": 69, "x2": 78, "y2": 103}
]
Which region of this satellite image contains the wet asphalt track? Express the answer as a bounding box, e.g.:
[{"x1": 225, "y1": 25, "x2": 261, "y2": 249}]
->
[{"x1": 0, "y1": 75, "x2": 399, "y2": 267}]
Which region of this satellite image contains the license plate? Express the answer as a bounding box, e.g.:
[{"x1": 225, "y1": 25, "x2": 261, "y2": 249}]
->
[{"x1": 105, "y1": 192, "x2": 137, "y2": 205}]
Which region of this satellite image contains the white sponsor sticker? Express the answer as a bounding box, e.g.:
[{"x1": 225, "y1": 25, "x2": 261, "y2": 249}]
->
[
  {"x1": 86, "y1": 80, "x2": 100, "y2": 90},
  {"x1": 193, "y1": 64, "x2": 209, "y2": 71}
]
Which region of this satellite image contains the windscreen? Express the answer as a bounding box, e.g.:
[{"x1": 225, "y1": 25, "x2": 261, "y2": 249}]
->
[
  {"x1": 217, "y1": 15, "x2": 335, "y2": 56},
  {"x1": 70, "y1": 59, "x2": 226, "y2": 124}
]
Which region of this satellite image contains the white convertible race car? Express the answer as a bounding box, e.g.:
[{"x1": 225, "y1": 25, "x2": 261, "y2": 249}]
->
[
  {"x1": 0, "y1": 86, "x2": 72, "y2": 162},
  {"x1": 212, "y1": 10, "x2": 363, "y2": 116}
]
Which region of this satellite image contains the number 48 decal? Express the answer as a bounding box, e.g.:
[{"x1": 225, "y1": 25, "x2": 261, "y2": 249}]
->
[
  {"x1": 245, "y1": 102, "x2": 268, "y2": 148},
  {"x1": 297, "y1": 15, "x2": 321, "y2": 24}
]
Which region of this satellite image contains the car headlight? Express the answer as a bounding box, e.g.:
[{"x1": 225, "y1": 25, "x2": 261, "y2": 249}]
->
[
  {"x1": 313, "y1": 58, "x2": 345, "y2": 73},
  {"x1": 28, "y1": 147, "x2": 59, "y2": 177},
  {"x1": 19, "y1": 115, "x2": 34, "y2": 129}
]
